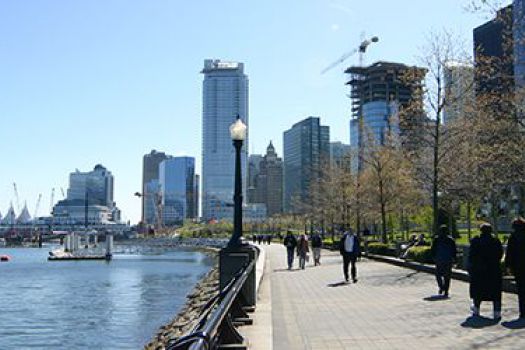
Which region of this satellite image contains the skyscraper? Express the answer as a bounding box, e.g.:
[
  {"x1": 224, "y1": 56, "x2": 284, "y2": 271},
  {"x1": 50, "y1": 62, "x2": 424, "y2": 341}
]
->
[
  {"x1": 330, "y1": 141, "x2": 352, "y2": 167},
  {"x1": 247, "y1": 154, "x2": 263, "y2": 204},
  {"x1": 474, "y1": 5, "x2": 514, "y2": 96},
  {"x1": 283, "y1": 117, "x2": 329, "y2": 213},
  {"x1": 142, "y1": 150, "x2": 170, "y2": 224},
  {"x1": 201, "y1": 59, "x2": 249, "y2": 221},
  {"x1": 443, "y1": 62, "x2": 474, "y2": 125},
  {"x1": 159, "y1": 157, "x2": 197, "y2": 226}
]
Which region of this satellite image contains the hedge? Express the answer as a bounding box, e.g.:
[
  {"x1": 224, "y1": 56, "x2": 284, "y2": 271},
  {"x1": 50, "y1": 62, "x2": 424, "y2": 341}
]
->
[
  {"x1": 405, "y1": 246, "x2": 433, "y2": 264},
  {"x1": 367, "y1": 243, "x2": 396, "y2": 256}
]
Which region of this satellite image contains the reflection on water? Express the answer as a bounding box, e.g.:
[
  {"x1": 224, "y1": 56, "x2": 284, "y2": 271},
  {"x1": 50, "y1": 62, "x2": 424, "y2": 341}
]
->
[{"x1": 0, "y1": 246, "x2": 214, "y2": 349}]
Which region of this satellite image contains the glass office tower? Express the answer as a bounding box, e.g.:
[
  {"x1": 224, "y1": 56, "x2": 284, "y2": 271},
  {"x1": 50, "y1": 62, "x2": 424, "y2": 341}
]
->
[{"x1": 201, "y1": 59, "x2": 249, "y2": 221}]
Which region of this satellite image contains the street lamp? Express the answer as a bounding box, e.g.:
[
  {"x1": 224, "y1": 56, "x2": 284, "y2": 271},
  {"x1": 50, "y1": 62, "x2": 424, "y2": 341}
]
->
[{"x1": 228, "y1": 116, "x2": 247, "y2": 247}]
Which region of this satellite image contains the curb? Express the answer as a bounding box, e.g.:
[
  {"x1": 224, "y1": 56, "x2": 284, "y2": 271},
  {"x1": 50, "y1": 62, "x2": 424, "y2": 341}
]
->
[{"x1": 366, "y1": 253, "x2": 517, "y2": 294}]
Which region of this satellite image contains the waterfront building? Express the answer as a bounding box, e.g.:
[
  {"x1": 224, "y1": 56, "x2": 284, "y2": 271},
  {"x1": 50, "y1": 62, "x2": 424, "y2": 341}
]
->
[
  {"x1": 144, "y1": 179, "x2": 161, "y2": 226},
  {"x1": 52, "y1": 165, "x2": 121, "y2": 225},
  {"x1": 243, "y1": 203, "x2": 268, "y2": 222},
  {"x1": 201, "y1": 59, "x2": 249, "y2": 221},
  {"x1": 16, "y1": 203, "x2": 31, "y2": 224},
  {"x1": 0, "y1": 205, "x2": 16, "y2": 225},
  {"x1": 142, "y1": 150, "x2": 170, "y2": 224},
  {"x1": 283, "y1": 117, "x2": 330, "y2": 213},
  {"x1": 159, "y1": 157, "x2": 198, "y2": 226}
]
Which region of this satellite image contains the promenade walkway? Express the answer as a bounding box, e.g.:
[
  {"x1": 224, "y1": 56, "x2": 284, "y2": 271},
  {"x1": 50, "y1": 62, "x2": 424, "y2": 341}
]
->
[{"x1": 243, "y1": 244, "x2": 525, "y2": 350}]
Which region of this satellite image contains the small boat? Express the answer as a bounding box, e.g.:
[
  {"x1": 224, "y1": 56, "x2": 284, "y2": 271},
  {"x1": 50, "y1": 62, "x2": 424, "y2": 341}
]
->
[{"x1": 0, "y1": 255, "x2": 11, "y2": 262}]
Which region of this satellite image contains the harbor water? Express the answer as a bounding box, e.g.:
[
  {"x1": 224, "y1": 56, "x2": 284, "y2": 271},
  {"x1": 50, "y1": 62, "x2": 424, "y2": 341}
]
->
[{"x1": 0, "y1": 245, "x2": 214, "y2": 349}]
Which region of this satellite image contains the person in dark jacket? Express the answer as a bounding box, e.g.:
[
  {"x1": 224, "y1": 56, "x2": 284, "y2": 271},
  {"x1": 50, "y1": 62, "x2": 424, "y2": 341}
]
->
[
  {"x1": 283, "y1": 231, "x2": 297, "y2": 270},
  {"x1": 311, "y1": 233, "x2": 323, "y2": 266},
  {"x1": 431, "y1": 225, "x2": 457, "y2": 297},
  {"x1": 297, "y1": 234, "x2": 310, "y2": 269},
  {"x1": 505, "y1": 217, "x2": 525, "y2": 319},
  {"x1": 339, "y1": 229, "x2": 361, "y2": 283},
  {"x1": 468, "y1": 223, "x2": 503, "y2": 319}
]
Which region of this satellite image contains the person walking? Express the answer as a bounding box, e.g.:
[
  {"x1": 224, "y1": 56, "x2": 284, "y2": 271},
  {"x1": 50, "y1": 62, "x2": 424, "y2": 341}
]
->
[
  {"x1": 311, "y1": 232, "x2": 322, "y2": 266},
  {"x1": 297, "y1": 234, "x2": 309, "y2": 270},
  {"x1": 283, "y1": 231, "x2": 297, "y2": 270},
  {"x1": 339, "y1": 229, "x2": 361, "y2": 283},
  {"x1": 505, "y1": 217, "x2": 525, "y2": 319},
  {"x1": 431, "y1": 225, "x2": 457, "y2": 297},
  {"x1": 468, "y1": 223, "x2": 503, "y2": 320}
]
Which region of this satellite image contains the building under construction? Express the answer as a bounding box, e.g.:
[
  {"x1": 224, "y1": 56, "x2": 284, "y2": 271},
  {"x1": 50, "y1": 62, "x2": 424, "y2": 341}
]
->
[{"x1": 346, "y1": 61, "x2": 427, "y2": 161}]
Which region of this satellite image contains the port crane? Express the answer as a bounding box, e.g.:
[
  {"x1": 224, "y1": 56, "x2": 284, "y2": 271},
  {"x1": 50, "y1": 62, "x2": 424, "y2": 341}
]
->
[{"x1": 321, "y1": 35, "x2": 379, "y2": 74}]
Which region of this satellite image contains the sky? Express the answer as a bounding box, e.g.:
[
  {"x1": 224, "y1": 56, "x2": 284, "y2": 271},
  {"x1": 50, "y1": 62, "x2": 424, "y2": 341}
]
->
[{"x1": 0, "y1": 0, "x2": 505, "y2": 224}]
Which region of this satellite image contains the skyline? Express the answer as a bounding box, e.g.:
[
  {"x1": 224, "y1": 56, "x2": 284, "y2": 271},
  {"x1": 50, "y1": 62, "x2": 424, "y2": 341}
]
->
[{"x1": 0, "y1": 0, "x2": 501, "y2": 223}]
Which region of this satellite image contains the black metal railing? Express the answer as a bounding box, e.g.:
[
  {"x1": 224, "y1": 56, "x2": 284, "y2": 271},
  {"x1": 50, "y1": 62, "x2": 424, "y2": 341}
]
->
[{"x1": 167, "y1": 254, "x2": 257, "y2": 350}]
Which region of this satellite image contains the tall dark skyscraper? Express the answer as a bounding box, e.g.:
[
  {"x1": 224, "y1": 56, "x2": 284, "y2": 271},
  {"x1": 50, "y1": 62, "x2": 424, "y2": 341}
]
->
[
  {"x1": 474, "y1": 5, "x2": 514, "y2": 95},
  {"x1": 283, "y1": 117, "x2": 330, "y2": 213},
  {"x1": 142, "y1": 150, "x2": 169, "y2": 224}
]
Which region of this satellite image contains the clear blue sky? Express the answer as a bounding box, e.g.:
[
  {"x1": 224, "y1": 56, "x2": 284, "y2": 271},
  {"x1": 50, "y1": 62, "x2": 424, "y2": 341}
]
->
[{"x1": 0, "y1": 0, "x2": 501, "y2": 223}]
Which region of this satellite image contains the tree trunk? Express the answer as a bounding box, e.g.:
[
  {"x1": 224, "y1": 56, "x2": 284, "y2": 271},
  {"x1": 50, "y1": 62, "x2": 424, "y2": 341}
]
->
[{"x1": 379, "y1": 177, "x2": 388, "y2": 244}]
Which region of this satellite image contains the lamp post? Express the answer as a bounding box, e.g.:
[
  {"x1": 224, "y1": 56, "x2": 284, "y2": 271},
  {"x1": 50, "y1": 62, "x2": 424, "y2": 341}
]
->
[{"x1": 229, "y1": 116, "x2": 247, "y2": 247}]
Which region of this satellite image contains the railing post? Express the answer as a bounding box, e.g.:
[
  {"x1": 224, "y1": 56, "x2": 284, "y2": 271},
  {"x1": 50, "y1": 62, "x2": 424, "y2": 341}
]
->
[{"x1": 219, "y1": 245, "x2": 258, "y2": 308}]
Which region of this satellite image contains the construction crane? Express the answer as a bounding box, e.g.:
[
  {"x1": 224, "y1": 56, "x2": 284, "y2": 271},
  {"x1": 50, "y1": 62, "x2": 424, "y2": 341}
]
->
[
  {"x1": 13, "y1": 182, "x2": 21, "y2": 212},
  {"x1": 49, "y1": 188, "x2": 55, "y2": 214},
  {"x1": 321, "y1": 35, "x2": 379, "y2": 74},
  {"x1": 60, "y1": 187, "x2": 65, "y2": 198}
]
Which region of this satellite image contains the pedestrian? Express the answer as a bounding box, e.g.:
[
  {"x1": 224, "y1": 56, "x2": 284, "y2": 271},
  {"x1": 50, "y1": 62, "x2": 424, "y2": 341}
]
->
[
  {"x1": 468, "y1": 223, "x2": 503, "y2": 320},
  {"x1": 431, "y1": 225, "x2": 457, "y2": 297},
  {"x1": 283, "y1": 231, "x2": 297, "y2": 270},
  {"x1": 266, "y1": 234, "x2": 272, "y2": 245},
  {"x1": 339, "y1": 229, "x2": 361, "y2": 283},
  {"x1": 257, "y1": 235, "x2": 262, "y2": 245},
  {"x1": 297, "y1": 234, "x2": 309, "y2": 269},
  {"x1": 505, "y1": 217, "x2": 525, "y2": 319},
  {"x1": 252, "y1": 234, "x2": 256, "y2": 244},
  {"x1": 311, "y1": 232, "x2": 322, "y2": 266}
]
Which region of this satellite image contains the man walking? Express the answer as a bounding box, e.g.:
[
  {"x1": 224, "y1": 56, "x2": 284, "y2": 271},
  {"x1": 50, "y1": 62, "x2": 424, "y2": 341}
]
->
[
  {"x1": 283, "y1": 231, "x2": 297, "y2": 270},
  {"x1": 505, "y1": 218, "x2": 525, "y2": 319},
  {"x1": 311, "y1": 232, "x2": 322, "y2": 266},
  {"x1": 431, "y1": 225, "x2": 457, "y2": 297},
  {"x1": 339, "y1": 229, "x2": 360, "y2": 283}
]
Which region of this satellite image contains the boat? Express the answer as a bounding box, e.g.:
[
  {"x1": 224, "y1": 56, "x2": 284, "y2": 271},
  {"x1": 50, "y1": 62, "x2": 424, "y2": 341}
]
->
[{"x1": 0, "y1": 255, "x2": 11, "y2": 262}]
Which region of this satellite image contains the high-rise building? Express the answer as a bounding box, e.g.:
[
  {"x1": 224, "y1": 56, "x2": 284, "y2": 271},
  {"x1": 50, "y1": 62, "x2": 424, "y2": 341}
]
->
[
  {"x1": 346, "y1": 61, "x2": 426, "y2": 171},
  {"x1": 514, "y1": 0, "x2": 525, "y2": 89},
  {"x1": 283, "y1": 117, "x2": 330, "y2": 213},
  {"x1": 248, "y1": 142, "x2": 284, "y2": 216},
  {"x1": 247, "y1": 154, "x2": 263, "y2": 204},
  {"x1": 53, "y1": 165, "x2": 121, "y2": 225},
  {"x1": 443, "y1": 62, "x2": 474, "y2": 125},
  {"x1": 474, "y1": 5, "x2": 514, "y2": 96},
  {"x1": 159, "y1": 157, "x2": 198, "y2": 226},
  {"x1": 201, "y1": 59, "x2": 249, "y2": 221},
  {"x1": 346, "y1": 61, "x2": 424, "y2": 146},
  {"x1": 142, "y1": 150, "x2": 170, "y2": 224},
  {"x1": 330, "y1": 142, "x2": 352, "y2": 167}
]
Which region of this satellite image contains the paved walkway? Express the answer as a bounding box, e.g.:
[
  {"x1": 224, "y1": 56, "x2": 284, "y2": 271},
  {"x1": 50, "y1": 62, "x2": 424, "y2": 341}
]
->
[{"x1": 243, "y1": 244, "x2": 525, "y2": 350}]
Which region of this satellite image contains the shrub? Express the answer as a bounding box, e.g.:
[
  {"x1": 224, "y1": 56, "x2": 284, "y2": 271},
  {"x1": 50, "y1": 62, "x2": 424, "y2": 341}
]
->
[
  {"x1": 405, "y1": 246, "x2": 433, "y2": 264},
  {"x1": 367, "y1": 243, "x2": 396, "y2": 256}
]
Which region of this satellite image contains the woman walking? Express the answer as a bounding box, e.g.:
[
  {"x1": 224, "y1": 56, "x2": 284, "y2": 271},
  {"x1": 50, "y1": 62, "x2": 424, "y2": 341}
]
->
[
  {"x1": 297, "y1": 234, "x2": 309, "y2": 270},
  {"x1": 468, "y1": 223, "x2": 503, "y2": 320}
]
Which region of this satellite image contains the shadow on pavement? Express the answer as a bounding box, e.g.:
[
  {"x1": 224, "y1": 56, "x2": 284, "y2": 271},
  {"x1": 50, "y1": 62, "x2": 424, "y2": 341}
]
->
[
  {"x1": 328, "y1": 281, "x2": 349, "y2": 288},
  {"x1": 461, "y1": 315, "x2": 499, "y2": 328},
  {"x1": 501, "y1": 318, "x2": 525, "y2": 329},
  {"x1": 423, "y1": 295, "x2": 449, "y2": 302},
  {"x1": 273, "y1": 268, "x2": 300, "y2": 273}
]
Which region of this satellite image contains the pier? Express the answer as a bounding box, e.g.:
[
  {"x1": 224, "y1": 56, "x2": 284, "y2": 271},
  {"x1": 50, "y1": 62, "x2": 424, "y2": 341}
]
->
[{"x1": 48, "y1": 231, "x2": 113, "y2": 261}]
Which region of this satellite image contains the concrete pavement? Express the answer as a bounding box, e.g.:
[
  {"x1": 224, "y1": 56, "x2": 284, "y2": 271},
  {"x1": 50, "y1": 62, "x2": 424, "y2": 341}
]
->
[{"x1": 242, "y1": 244, "x2": 525, "y2": 350}]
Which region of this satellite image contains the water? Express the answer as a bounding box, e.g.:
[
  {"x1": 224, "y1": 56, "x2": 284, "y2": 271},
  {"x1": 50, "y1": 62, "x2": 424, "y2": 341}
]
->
[{"x1": 0, "y1": 245, "x2": 214, "y2": 349}]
